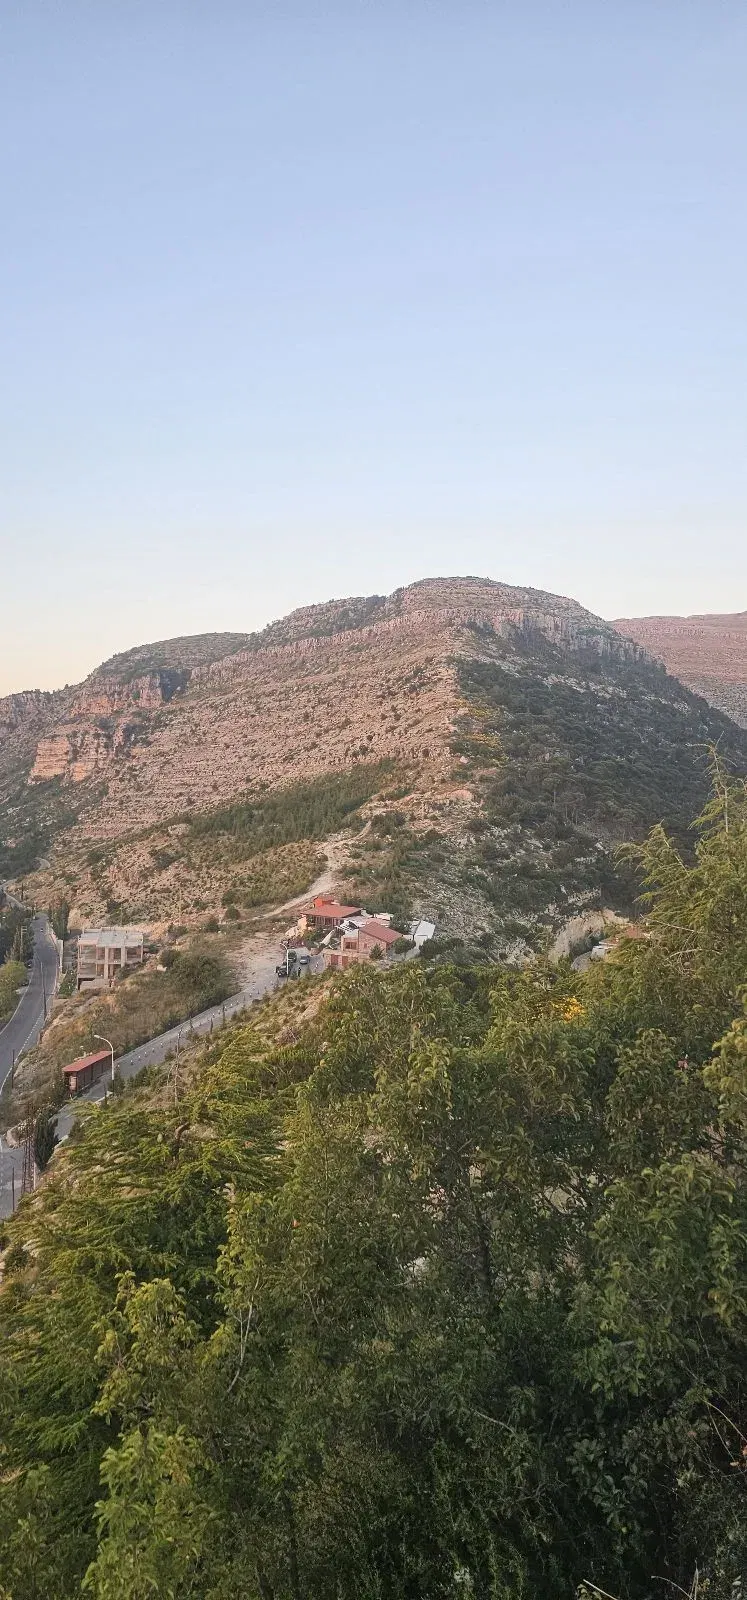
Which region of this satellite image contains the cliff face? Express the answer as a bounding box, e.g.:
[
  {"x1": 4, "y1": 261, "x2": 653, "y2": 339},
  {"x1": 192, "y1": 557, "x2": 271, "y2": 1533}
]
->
[
  {"x1": 30, "y1": 720, "x2": 140, "y2": 783},
  {"x1": 613, "y1": 613, "x2": 747, "y2": 729},
  {"x1": 71, "y1": 669, "x2": 189, "y2": 717},
  {"x1": 27, "y1": 674, "x2": 179, "y2": 786}
]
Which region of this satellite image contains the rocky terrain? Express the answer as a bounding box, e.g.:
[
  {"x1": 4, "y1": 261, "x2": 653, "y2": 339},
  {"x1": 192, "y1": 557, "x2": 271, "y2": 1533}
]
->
[
  {"x1": 4, "y1": 577, "x2": 747, "y2": 951},
  {"x1": 613, "y1": 611, "x2": 747, "y2": 728}
]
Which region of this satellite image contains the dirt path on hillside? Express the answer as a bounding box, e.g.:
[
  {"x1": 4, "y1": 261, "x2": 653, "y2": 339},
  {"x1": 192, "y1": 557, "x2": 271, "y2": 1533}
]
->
[{"x1": 247, "y1": 828, "x2": 367, "y2": 922}]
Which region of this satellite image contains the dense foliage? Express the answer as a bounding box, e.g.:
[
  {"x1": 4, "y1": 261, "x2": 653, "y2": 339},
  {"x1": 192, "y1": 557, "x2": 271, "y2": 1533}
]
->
[
  {"x1": 221, "y1": 841, "x2": 325, "y2": 911},
  {"x1": 0, "y1": 902, "x2": 33, "y2": 967},
  {"x1": 189, "y1": 761, "x2": 396, "y2": 859},
  {"x1": 0, "y1": 775, "x2": 78, "y2": 881},
  {"x1": 0, "y1": 960, "x2": 27, "y2": 1023},
  {"x1": 2, "y1": 773, "x2": 747, "y2": 1597}
]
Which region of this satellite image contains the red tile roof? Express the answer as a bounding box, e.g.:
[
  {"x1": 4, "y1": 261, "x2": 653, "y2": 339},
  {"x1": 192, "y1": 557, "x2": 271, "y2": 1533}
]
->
[
  {"x1": 309, "y1": 899, "x2": 361, "y2": 918},
  {"x1": 62, "y1": 1049, "x2": 111, "y2": 1076},
  {"x1": 360, "y1": 920, "x2": 400, "y2": 946}
]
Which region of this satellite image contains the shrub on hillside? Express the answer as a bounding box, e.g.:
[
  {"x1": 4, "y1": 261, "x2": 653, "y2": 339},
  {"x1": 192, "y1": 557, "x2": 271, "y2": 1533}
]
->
[{"x1": 0, "y1": 961, "x2": 27, "y2": 1022}]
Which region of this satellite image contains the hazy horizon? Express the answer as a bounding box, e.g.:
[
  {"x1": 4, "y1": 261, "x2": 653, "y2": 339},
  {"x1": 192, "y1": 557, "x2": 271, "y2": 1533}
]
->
[{"x1": 2, "y1": 3, "x2": 745, "y2": 695}]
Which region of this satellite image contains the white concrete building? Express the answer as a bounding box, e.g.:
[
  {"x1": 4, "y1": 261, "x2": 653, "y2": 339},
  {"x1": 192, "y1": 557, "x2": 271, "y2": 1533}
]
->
[{"x1": 77, "y1": 927, "x2": 145, "y2": 990}]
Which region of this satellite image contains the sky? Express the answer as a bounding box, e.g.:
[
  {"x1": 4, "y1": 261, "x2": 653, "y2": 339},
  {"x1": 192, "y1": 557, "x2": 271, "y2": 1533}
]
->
[{"x1": 1, "y1": 1, "x2": 746, "y2": 694}]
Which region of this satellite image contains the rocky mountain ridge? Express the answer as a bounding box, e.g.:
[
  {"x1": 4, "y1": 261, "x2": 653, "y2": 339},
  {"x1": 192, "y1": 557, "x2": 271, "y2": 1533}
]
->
[
  {"x1": 4, "y1": 580, "x2": 641, "y2": 796},
  {"x1": 613, "y1": 611, "x2": 747, "y2": 728},
  {"x1": 4, "y1": 578, "x2": 747, "y2": 952}
]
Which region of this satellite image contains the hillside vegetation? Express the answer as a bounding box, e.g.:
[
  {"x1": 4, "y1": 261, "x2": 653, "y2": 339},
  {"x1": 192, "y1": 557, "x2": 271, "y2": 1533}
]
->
[
  {"x1": 2, "y1": 768, "x2": 747, "y2": 1597},
  {"x1": 61, "y1": 763, "x2": 398, "y2": 925},
  {"x1": 443, "y1": 624, "x2": 747, "y2": 947}
]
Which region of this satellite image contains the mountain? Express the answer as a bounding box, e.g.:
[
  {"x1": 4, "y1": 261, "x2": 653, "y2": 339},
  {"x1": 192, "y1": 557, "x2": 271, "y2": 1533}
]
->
[
  {"x1": 3, "y1": 577, "x2": 747, "y2": 950},
  {"x1": 612, "y1": 611, "x2": 747, "y2": 729}
]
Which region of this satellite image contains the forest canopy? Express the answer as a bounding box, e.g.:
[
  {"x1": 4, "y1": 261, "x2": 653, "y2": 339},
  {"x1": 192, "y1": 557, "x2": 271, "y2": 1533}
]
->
[{"x1": 2, "y1": 767, "x2": 747, "y2": 1598}]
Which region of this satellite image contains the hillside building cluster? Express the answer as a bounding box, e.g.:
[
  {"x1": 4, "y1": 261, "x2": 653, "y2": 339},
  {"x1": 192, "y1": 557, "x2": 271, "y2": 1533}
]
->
[{"x1": 299, "y1": 896, "x2": 435, "y2": 971}]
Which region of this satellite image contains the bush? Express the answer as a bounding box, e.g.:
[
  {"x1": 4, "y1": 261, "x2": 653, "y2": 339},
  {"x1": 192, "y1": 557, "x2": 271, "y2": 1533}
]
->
[
  {"x1": 150, "y1": 849, "x2": 176, "y2": 871},
  {"x1": 0, "y1": 961, "x2": 27, "y2": 1022},
  {"x1": 33, "y1": 1108, "x2": 58, "y2": 1171}
]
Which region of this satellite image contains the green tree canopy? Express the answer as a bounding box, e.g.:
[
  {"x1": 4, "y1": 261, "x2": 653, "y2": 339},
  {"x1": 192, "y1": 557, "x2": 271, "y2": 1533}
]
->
[{"x1": 2, "y1": 770, "x2": 747, "y2": 1597}]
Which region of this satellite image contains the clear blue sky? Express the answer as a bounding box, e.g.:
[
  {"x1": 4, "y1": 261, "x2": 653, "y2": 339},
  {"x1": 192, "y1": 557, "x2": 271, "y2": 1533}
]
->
[{"x1": 2, "y1": 2, "x2": 745, "y2": 693}]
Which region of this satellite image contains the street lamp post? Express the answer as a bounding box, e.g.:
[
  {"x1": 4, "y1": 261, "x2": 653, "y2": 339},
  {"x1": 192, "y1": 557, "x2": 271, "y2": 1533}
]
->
[{"x1": 93, "y1": 1033, "x2": 116, "y2": 1087}]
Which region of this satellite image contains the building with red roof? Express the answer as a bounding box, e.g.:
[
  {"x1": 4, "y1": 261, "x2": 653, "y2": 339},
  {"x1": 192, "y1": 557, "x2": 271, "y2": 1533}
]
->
[
  {"x1": 305, "y1": 897, "x2": 362, "y2": 931},
  {"x1": 62, "y1": 1049, "x2": 111, "y2": 1096},
  {"x1": 324, "y1": 917, "x2": 401, "y2": 970}
]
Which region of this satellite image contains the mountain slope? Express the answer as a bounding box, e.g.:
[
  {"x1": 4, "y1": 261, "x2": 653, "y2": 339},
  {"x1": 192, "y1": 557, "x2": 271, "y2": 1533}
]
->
[
  {"x1": 4, "y1": 578, "x2": 747, "y2": 948},
  {"x1": 613, "y1": 611, "x2": 747, "y2": 728}
]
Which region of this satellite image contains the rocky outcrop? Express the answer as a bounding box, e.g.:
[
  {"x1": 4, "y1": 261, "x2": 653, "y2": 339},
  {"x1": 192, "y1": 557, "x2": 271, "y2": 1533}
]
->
[
  {"x1": 195, "y1": 579, "x2": 643, "y2": 690},
  {"x1": 9, "y1": 574, "x2": 736, "y2": 830},
  {"x1": 72, "y1": 668, "x2": 188, "y2": 717},
  {"x1": 0, "y1": 689, "x2": 62, "y2": 742},
  {"x1": 15, "y1": 578, "x2": 651, "y2": 798},
  {"x1": 30, "y1": 720, "x2": 139, "y2": 783},
  {"x1": 11, "y1": 575, "x2": 747, "y2": 949}
]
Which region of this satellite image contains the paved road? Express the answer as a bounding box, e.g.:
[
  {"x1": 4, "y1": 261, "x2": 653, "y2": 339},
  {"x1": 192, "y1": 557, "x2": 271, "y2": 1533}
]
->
[
  {"x1": 0, "y1": 911, "x2": 60, "y2": 1219},
  {"x1": 55, "y1": 949, "x2": 325, "y2": 1132},
  {"x1": 0, "y1": 913, "x2": 59, "y2": 1094},
  {"x1": 0, "y1": 947, "x2": 323, "y2": 1218}
]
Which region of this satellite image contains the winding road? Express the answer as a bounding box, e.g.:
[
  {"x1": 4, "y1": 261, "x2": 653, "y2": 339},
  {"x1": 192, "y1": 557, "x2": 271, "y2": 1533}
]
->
[
  {"x1": 0, "y1": 911, "x2": 59, "y2": 1095},
  {"x1": 0, "y1": 910, "x2": 60, "y2": 1219}
]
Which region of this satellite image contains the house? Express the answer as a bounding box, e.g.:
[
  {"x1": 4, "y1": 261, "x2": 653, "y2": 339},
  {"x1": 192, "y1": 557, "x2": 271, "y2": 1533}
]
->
[
  {"x1": 62, "y1": 1049, "x2": 111, "y2": 1096},
  {"x1": 304, "y1": 897, "x2": 362, "y2": 932},
  {"x1": 410, "y1": 919, "x2": 436, "y2": 948},
  {"x1": 324, "y1": 918, "x2": 401, "y2": 970},
  {"x1": 76, "y1": 927, "x2": 145, "y2": 990}
]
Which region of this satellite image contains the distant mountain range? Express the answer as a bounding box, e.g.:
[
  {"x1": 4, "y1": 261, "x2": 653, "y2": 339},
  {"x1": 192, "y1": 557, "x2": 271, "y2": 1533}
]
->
[
  {"x1": 2, "y1": 578, "x2": 746, "y2": 953},
  {"x1": 612, "y1": 611, "x2": 747, "y2": 729}
]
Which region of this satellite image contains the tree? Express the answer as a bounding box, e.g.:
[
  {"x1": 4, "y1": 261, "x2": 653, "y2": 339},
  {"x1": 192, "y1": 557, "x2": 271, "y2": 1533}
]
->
[
  {"x1": 3, "y1": 772, "x2": 747, "y2": 1596},
  {"x1": 33, "y1": 1108, "x2": 58, "y2": 1172}
]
